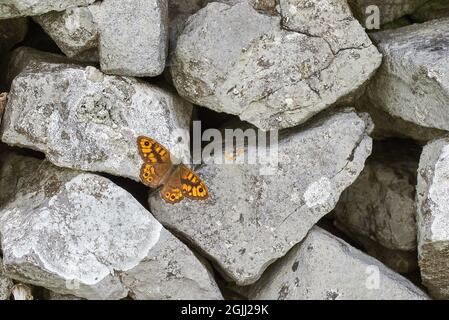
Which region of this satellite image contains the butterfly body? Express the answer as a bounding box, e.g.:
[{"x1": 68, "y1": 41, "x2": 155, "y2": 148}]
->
[{"x1": 137, "y1": 136, "x2": 209, "y2": 204}]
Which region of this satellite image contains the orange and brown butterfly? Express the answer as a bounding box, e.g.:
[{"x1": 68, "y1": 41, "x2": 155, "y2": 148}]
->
[
  {"x1": 137, "y1": 136, "x2": 209, "y2": 204},
  {"x1": 0, "y1": 92, "x2": 8, "y2": 120}
]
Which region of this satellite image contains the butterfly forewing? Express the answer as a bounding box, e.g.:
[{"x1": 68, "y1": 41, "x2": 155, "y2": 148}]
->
[{"x1": 137, "y1": 136, "x2": 171, "y2": 164}]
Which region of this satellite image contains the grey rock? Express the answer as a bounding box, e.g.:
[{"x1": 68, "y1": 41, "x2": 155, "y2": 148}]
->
[
  {"x1": 33, "y1": 6, "x2": 99, "y2": 61},
  {"x1": 416, "y1": 136, "x2": 449, "y2": 299},
  {"x1": 248, "y1": 227, "x2": 429, "y2": 300},
  {"x1": 0, "y1": 63, "x2": 192, "y2": 181},
  {"x1": 2, "y1": 47, "x2": 85, "y2": 88},
  {"x1": 348, "y1": 0, "x2": 428, "y2": 27},
  {"x1": 355, "y1": 94, "x2": 445, "y2": 142},
  {"x1": 0, "y1": 18, "x2": 27, "y2": 55},
  {"x1": 150, "y1": 109, "x2": 373, "y2": 285},
  {"x1": 95, "y1": 0, "x2": 168, "y2": 77},
  {"x1": 171, "y1": 0, "x2": 381, "y2": 130},
  {"x1": 412, "y1": 0, "x2": 449, "y2": 23},
  {"x1": 0, "y1": 0, "x2": 95, "y2": 19},
  {"x1": 0, "y1": 153, "x2": 223, "y2": 300},
  {"x1": 334, "y1": 143, "x2": 418, "y2": 252},
  {"x1": 367, "y1": 18, "x2": 449, "y2": 132},
  {"x1": 0, "y1": 257, "x2": 13, "y2": 300}
]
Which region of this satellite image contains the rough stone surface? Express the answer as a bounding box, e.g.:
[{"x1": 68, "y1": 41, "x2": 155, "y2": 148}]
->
[
  {"x1": 334, "y1": 142, "x2": 418, "y2": 252},
  {"x1": 0, "y1": 257, "x2": 13, "y2": 300},
  {"x1": 171, "y1": 0, "x2": 381, "y2": 130},
  {"x1": 0, "y1": 63, "x2": 192, "y2": 180},
  {"x1": 0, "y1": 18, "x2": 27, "y2": 55},
  {"x1": 416, "y1": 136, "x2": 449, "y2": 299},
  {"x1": 412, "y1": 0, "x2": 449, "y2": 22},
  {"x1": 0, "y1": 152, "x2": 223, "y2": 300},
  {"x1": 2, "y1": 47, "x2": 83, "y2": 87},
  {"x1": 0, "y1": 0, "x2": 96, "y2": 19},
  {"x1": 367, "y1": 18, "x2": 449, "y2": 132},
  {"x1": 95, "y1": 0, "x2": 168, "y2": 77},
  {"x1": 355, "y1": 94, "x2": 445, "y2": 142},
  {"x1": 33, "y1": 6, "x2": 99, "y2": 61},
  {"x1": 348, "y1": 0, "x2": 428, "y2": 27},
  {"x1": 248, "y1": 227, "x2": 429, "y2": 300},
  {"x1": 0, "y1": 92, "x2": 6, "y2": 122},
  {"x1": 150, "y1": 109, "x2": 373, "y2": 285}
]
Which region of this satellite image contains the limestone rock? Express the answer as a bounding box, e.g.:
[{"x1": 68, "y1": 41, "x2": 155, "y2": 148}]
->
[
  {"x1": 0, "y1": 63, "x2": 192, "y2": 180},
  {"x1": 367, "y1": 18, "x2": 449, "y2": 132},
  {"x1": 0, "y1": 257, "x2": 13, "y2": 300},
  {"x1": 33, "y1": 6, "x2": 99, "y2": 61},
  {"x1": 95, "y1": 0, "x2": 168, "y2": 77},
  {"x1": 0, "y1": 0, "x2": 95, "y2": 19},
  {"x1": 334, "y1": 141, "x2": 418, "y2": 252},
  {"x1": 416, "y1": 136, "x2": 449, "y2": 299},
  {"x1": 150, "y1": 109, "x2": 373, "y2": 285},
  {"x1": 171, "y1": 0, "x2": 381, "y2": 130},
  {"x1": 0, "y1": 153, "x2": 223, "y2": 300},
  {"x1": 412, "y1": 0, "x2": 449, "y2": 23},
  {"x1": 248, "y1": 227, "x2": 429, "y2": 300}
]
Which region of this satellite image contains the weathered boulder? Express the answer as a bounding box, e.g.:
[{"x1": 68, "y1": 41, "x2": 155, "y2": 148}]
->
[
  {"x1": 248, "y1": 227, "x2": 429, "y2": 300},
  {"x1": 0, "y1": 257, "x2": 13, "y2": 300},
  {"x1": 171, "y1": 0, "x2": 381, "y2": 130},
  {"x1": 150, "y1": 109, "x2": 373, "y2": 285},
  {"x1": 0, "y1": 63, "x2": 192, "y2": 180},
  {"x1": 416, "y1": 136, "x2": 449, "y2": 299},
  {"x1": 0, "y1": 0, "x2": 95, "y2": 19},
  {"x1": 1, "y1": 47, "x2": 83, "y2": 88},
  {"x1": 0, "y1": 152, "x2": 223, "y2": 300},
  {"x1": 366, "y1": 18, "x2": 449, "y2": 132},
  {"x1": 33, "y1": 6, "x2": 99, "y2": 61},
  {"x1": 95, "y1": 0, "x2": 168, "y2": 77},
  {"x1": 334, "y1": 140, "x2": 419, "y2": 273}
]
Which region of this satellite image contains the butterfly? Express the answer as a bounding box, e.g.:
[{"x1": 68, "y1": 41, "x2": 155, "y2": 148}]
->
[{"x1": 137, "y1": 136, "x2": 209, "y2": 204}]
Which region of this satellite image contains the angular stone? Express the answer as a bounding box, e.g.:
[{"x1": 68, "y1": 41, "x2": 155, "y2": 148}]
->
[
  {"x1": 334, "y1": 141, "x2": 418, "y2": 253},
  {"x1": 1, "y1": 47, "x2": 85, "y2": 86},
  {"x1": 348, "y1": 0, "x2": 428, "y2": 27},
  {"x1": 0, "y1": 258, "x2": 13, "y2": 300},
  {"x1": 33, "y1": 6, "x2": 99, "y2": 61},
  {"x1": 416, "y1": 136, "x2": 449, "y2": 299},
  {"x1": 0, "y1": 18, "x2": 27, "y2": 55},
  {"x1": 171, "y1": 0, "x2": 381, "y2": 130},
  {"x1": 355, "y1": 94, "x2": 445, "y2": 142},
  {"x1": 0, "y1": 153, "x2": 223, "y2": 300},
  {"x1": 0, "y1": 0, "x2": 95, "y2": 19},
  {"x1": 0, "y1": 63, "x2": 192, "y2": 181},
  {"x1": 366, "y1": 18, "x2": 449, "y2": 132},
  {"x1": 412, "y1": 0, "x2": 449, "y2": 23},
  {"x1": 95, "y1": 0, "x2": 168, "y2": 77},
  {"x1": 168, "y1": 0, "x2": 204, "y2": 52},
  {"x1": 248, "y1": 227, "x2": 429, "y2": 300},
  {"x1": 150, "y1": 109, "x2": 373, "y2": 285}
]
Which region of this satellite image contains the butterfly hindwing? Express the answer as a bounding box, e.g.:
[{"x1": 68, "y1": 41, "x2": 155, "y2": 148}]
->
[
  {"x1": 160, "y1": 167, "x2": 184, "y2": 204},
  {"x1": 137, "y1": 136, "x2": 171, "y2": 164},
  {"x1": 139, "y1": 162, "x2": 172, "y2": 188},
  {"x1": 180, "y1": 164, "x2": 209, "y2": 200}
]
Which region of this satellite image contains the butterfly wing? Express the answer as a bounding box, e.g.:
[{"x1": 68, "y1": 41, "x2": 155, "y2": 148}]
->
[
  {"x1": 140, "y1": 162, "x2": 172, "y2": 188},
  {"x1": 160, "y1": 167, "x2": 184, "y2": 204},
  {"x1": 137, "y1": 136, "x2": 171, "y2": 164},
  {"x1": 179, "y1": 164, "x2": 209, "y2": 200}
]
